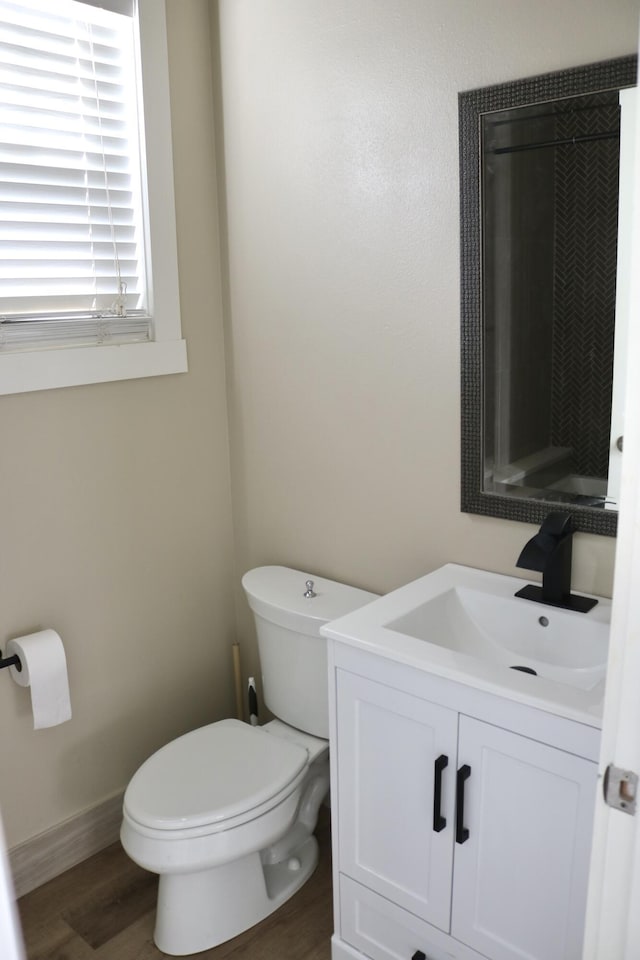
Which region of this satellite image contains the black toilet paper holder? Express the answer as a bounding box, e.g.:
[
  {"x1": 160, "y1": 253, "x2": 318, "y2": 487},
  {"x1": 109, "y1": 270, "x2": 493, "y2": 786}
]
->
[{"x1": 0, "y1": 649, "x2": 22, "y2": 672}]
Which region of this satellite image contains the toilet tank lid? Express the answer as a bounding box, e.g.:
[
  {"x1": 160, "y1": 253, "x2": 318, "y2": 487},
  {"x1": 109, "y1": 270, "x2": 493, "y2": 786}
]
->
[{"x1": 242, "y1": 565, "x2": 379, "y2": 632}]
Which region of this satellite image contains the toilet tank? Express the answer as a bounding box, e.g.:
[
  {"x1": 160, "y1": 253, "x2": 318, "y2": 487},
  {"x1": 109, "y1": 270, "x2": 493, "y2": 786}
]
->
[{"x1": 241, "y1": 566, "x2": 378, "y2": 738}]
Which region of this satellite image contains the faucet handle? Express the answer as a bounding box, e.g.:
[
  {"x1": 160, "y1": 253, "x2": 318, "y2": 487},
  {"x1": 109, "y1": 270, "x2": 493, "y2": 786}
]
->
[
  {"x1": 516, "y1": 511, "x2": 574, "y2": 572},
  {"x1": 539, "y1": 511, "x2": 574, "y2": 538}
]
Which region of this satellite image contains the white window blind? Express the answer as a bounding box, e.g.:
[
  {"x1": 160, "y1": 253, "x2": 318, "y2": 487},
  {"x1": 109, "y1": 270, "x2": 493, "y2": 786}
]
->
[{"x1": 0, "y1": 0, "x2": 151, "y2": 350}]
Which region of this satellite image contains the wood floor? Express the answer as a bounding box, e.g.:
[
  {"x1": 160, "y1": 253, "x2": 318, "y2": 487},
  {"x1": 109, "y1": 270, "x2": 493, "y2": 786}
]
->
[{"x1": 17, "y1": 809, "x2": 333, "y2": 960}]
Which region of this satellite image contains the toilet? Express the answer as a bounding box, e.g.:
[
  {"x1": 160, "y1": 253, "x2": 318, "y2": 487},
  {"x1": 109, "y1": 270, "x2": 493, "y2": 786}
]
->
[{"x1": 120, "y1": 565, "x2": 378, "y2": 956}]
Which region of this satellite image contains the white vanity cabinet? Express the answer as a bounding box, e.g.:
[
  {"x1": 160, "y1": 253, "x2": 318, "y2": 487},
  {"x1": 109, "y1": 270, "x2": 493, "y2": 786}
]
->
[{"x1": 329, "y1": 644, "x2": 600, "y2": 960}]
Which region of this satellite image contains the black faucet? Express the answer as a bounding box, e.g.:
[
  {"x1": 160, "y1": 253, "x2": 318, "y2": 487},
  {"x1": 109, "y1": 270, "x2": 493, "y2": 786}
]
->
[{"x1": 514, "y1": 512, "x2": 598, "y2": 613}]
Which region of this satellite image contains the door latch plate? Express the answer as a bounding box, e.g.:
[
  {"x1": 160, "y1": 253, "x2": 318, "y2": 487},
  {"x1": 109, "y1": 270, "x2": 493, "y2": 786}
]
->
[{"x1": 604, "y1": 764, "x2": 638, "y2": 815}]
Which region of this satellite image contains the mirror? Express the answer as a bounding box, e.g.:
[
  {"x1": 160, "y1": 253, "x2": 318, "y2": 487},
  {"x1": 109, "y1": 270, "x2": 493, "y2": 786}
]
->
[{"x1": 459, "y1": 56, "x2": 637, "y2": 536}]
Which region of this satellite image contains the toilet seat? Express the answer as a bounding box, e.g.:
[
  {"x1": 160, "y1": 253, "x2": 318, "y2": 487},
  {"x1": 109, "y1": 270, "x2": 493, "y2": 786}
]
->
[{"x1": 123, "y1": 719, "x2": 309, "y2": 836}]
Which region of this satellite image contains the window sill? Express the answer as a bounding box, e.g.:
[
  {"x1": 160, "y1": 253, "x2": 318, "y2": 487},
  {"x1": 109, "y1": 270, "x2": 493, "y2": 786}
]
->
[{"x1": 0, "y1": 339, "x2": 188, "y2": 397}]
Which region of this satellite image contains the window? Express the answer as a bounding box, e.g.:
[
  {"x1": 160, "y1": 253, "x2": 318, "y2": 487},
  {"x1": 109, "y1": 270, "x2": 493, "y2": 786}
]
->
[{"x1": 0, "y1": 0, "x2": 186, "y2": 395}]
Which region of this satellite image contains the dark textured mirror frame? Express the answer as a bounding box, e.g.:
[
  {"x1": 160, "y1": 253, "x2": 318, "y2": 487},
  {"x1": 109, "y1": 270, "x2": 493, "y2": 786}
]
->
[{"x1": 459, "y1": 55, "x2": 637, "y2": 538}]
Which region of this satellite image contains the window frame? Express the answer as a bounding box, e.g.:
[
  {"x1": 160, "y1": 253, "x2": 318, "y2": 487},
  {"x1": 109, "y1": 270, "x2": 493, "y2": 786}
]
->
[{"x1": 0, "y1": 0, "x2": 187, "y2": 396}]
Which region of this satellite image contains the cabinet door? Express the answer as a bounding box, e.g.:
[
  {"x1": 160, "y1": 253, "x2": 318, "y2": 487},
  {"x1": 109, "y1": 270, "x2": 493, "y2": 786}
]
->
[
  {"x1": 451, "y1": 715, "x2": 597, "y2": 960},
  {"x1": 336, "y1": 670, "x2": 458, "y2": 932}
]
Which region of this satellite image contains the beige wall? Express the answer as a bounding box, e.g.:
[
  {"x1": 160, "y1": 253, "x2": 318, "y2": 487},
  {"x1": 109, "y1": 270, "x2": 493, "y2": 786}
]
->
[
  {"x1": 0, "y1": 0, "x2": 236, "y2": 849},
  {"x1": 216, "y1": 0, "x2": 639, "y2": 682}
]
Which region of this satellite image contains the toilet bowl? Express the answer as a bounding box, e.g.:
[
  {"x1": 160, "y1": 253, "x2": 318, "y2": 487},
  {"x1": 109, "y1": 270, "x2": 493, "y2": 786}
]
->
[
  {"x1": 121, "y1": 566, "x2": 378, "y2": 955},
  {"x1": 122, "y1": 718, "x2": 328, "y2": 954}
]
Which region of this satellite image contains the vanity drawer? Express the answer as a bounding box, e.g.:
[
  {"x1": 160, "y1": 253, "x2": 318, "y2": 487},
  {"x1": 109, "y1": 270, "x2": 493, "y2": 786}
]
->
[{"x1": 339, "y1": 875, "x2": 484, "y2": 960}]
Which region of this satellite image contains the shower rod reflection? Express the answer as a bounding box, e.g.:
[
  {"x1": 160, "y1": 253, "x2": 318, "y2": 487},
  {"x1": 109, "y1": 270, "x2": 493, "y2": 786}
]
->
[{"x1": 491, "y1": 129, "x2": 618, "y2": 155}]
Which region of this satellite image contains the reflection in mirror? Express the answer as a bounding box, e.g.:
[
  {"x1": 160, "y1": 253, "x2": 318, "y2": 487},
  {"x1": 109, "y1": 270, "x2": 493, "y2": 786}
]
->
[
  {"x1": 459, "y1": 56, "x2": 637, "y2": 536},
  {"x1": 483, "y1": 92, "x2": 620, "y2": 506}
]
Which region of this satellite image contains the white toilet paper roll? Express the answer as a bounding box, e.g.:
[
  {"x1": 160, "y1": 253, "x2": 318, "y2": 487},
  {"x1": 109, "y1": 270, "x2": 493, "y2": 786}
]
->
[{"x1": 6, "y1": 630, "x2": 72, "y2": 730}]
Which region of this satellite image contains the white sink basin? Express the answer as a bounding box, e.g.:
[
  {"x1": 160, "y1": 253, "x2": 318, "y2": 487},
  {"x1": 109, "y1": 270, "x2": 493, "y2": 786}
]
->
[
  {"x1": 321, "y1": 564, "x2": 611, "y2": 724},
  {"x1": 387, "y1": 581, "x2": 607, "y2": 691}
]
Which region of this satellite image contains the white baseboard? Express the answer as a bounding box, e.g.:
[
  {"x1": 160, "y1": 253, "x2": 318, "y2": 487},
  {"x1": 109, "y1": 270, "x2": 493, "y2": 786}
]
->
[
  {"x1": 9, "y1": 792, "x2": 124, "y2": 899},
  {"x1": 332, "y1": 935, "x2": 362, "y2": 959}
]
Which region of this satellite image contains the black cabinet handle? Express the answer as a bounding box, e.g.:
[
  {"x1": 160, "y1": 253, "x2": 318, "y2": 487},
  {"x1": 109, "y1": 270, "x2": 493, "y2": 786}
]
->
[
  {"x1": 455, "y1": 764, "x2": 471, "y2": 844},
  {"x1": 412, "y1": 952, "x2": 426, "y2": 960},
  {"x1": 433, "y1": 754, "x2": 448, "y2": 832}
]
